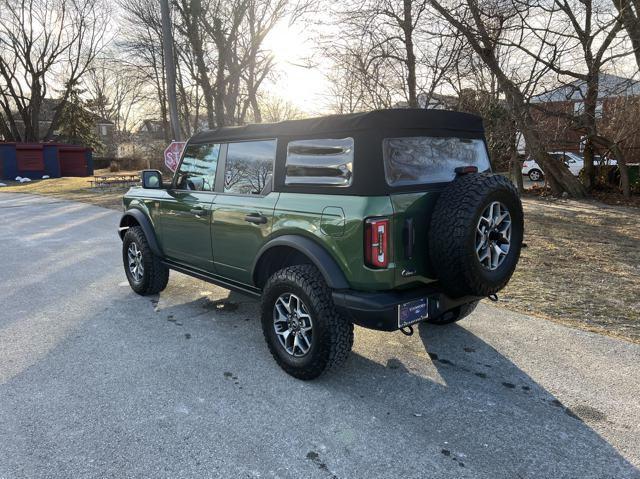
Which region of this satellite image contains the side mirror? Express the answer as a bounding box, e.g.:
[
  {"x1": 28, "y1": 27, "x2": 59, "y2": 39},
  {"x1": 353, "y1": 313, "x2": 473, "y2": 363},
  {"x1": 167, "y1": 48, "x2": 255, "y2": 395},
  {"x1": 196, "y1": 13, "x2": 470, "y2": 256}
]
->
[{"x1": 141, "y1": 170, "x2": 163, "y2": 189}]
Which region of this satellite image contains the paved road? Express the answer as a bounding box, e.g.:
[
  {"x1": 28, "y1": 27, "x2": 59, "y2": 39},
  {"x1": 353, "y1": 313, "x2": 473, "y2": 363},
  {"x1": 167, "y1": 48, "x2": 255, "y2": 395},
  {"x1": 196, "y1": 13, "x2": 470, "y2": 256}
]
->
[{"x1": 0, "y1": 193, "x2": 638, "y2": 479}]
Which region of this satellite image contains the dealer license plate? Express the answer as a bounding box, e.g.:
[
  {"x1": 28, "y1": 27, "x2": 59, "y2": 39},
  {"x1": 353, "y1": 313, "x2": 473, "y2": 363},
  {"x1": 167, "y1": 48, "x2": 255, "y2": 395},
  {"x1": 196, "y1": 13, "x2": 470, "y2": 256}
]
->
[{"x1": 398, "y1": 298, "x2": 428, "y2": 328}]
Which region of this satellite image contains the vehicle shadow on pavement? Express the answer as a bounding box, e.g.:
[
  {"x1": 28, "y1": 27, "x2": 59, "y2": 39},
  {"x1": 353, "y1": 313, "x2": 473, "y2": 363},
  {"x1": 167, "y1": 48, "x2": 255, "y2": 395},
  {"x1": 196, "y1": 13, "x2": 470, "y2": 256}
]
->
[{"x1": 323, "y1": 321, "x2": 639, "y2": 478}]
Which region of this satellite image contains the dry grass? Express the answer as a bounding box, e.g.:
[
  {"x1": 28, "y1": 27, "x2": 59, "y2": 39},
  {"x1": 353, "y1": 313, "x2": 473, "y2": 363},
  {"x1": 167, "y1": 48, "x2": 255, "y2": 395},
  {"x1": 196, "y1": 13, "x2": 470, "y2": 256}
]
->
[
  {"x1": 1, "y1": 176, "x2": 638, "y2": 341},
  {"x1": 0, "y1": 169, "x2": 135, "y2": 210},
  {"x1": 498, "y1": 197, "x2": 640, "y2": 343}
]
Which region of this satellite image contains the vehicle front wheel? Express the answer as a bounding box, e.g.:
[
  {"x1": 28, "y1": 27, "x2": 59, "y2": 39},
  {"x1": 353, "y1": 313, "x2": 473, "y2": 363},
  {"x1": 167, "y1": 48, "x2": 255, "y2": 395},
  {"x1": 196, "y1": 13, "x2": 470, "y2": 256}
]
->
[
  {"x1": 261, "y1": 265, "x2": 354, "y2": 380},
  {"x1": 424, "y1": 301, "x2": 479, "y2": 326},
  {"x1": 122, "y1": 226, "x2": 169, "y2": 295},
  {"x1": 528, "y1": 169, "x2": 543, "y2": 181}
]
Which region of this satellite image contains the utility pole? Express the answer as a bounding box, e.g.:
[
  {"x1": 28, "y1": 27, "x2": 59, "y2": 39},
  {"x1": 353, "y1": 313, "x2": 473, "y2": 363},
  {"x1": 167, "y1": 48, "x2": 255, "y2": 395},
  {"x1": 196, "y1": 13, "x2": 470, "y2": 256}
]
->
[{"x1": 160, "y1": 0, "x2": 182, "y2": 141}]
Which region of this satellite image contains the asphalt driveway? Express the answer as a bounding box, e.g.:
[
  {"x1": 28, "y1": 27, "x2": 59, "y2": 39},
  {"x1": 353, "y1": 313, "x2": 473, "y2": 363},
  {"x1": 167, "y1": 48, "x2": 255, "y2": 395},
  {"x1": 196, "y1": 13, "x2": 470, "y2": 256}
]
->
[{"x1": 0, "y1": 192, "x2": 638, "y2": 479}]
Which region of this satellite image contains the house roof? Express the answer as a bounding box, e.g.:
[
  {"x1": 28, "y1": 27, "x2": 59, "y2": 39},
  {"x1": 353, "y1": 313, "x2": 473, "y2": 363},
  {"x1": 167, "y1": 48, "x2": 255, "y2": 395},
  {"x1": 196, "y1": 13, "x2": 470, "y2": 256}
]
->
[
  {"x1": 11, "y1": 98, "x2": 113, "y2": 125},
  {"x1": 531, "y1": 73, "x2": 640, "y2": 103}
]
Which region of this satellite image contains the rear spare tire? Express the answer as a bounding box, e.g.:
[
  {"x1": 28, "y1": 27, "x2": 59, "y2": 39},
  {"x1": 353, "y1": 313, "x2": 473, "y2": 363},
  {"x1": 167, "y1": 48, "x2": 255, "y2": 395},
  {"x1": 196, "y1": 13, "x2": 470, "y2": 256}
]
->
[{"x1": 428, "y1": 173, "x2": 523, "y2": 298}]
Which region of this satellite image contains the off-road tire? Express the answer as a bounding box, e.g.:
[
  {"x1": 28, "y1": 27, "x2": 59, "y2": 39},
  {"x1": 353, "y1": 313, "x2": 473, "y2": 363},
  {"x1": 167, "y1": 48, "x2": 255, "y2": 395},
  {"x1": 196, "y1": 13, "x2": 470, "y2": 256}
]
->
[
  {"x1": 261, "y1": 265, "x2": 354, "y2": 380},
  {"x1": 425, "y1": 300, "x2": 479, "y2": 326},
  {"x1": 428, "y1": 173, "x2": 524, "y2": 298},
  {"x1": 122, "y1": 226, "x2": 169, "y2": 295}
]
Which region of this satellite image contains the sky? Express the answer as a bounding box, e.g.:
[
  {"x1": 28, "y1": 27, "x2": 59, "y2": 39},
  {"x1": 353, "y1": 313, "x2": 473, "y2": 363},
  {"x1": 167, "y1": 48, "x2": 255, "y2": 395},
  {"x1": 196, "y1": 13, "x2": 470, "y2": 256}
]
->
[{"x1": 261, "y1": 19, "x2": 330, "y2": 114}]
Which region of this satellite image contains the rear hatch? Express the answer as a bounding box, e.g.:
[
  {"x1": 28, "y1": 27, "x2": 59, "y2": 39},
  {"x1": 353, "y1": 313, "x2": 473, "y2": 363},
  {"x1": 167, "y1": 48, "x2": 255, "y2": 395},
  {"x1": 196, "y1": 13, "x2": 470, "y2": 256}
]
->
[{"x1": 383, "y1": 136, "x2": 491, "y2": 288}]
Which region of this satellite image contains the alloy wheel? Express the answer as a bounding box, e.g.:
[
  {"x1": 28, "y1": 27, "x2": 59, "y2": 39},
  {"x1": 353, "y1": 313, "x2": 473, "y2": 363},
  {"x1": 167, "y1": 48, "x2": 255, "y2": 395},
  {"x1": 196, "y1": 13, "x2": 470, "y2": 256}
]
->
[
  {"x1": 273, "y1": 293, "x2": 313, "y2": 357},
  {"x1": 127, "y1": 242, "x2": 144, "y2": 283},
  {"x1": 475, "y1": 201, "x2": 512, "y2": 271}
]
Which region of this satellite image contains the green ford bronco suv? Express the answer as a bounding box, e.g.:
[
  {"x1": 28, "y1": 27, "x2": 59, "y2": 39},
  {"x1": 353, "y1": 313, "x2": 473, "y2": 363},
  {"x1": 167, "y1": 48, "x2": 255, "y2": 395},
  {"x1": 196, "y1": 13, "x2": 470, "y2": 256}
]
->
[{"x1": 119, "y1": 109, "x2": 523, "y2": 379}]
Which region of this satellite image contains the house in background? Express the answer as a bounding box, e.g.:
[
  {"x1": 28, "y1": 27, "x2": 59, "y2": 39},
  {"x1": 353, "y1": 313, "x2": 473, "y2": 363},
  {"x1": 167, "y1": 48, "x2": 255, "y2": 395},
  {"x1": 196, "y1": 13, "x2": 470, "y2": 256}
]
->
[
  {"x1": 117, "y1": 116, "x2": 208, "y2": 160},
  {"x1": 7, "y1": 98, "x2": 116, "y2": 158},
  {"x1": 394, "y1": 92, "x2": 459, "y2": 110},
  {"x1": 137, "y1": 119, "x2": 167, "y2": 141},
  {"x1": 530, "y1": 73, "x2": 640, "y2": 162},
  {"x1": 117, "y1": 119, "x2": 167, "y2": 159}
]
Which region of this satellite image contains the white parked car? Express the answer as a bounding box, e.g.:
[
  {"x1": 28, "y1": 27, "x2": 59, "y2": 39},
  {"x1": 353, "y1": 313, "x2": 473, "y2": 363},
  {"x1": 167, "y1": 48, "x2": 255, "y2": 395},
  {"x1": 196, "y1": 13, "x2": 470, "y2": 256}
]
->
[{"x1": 521, "y1": 152, "x2": 616, "y2": 181}]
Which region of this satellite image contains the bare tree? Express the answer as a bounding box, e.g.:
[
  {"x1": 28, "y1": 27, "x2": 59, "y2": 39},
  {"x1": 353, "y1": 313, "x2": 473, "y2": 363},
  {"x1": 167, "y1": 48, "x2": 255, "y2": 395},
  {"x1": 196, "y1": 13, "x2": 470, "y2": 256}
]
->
[
  {"x1": 321, "y1": 0, "x2": 468, "y2": 114},
  {"x1": 613, "y1": 0, "x2": 640, "y2": 68},
  {"x1": 258, "y1": 94, "x2": 305, "y2": 122},
  {"x1": 507, "y1": 0, "x2": 629, "y2": 191},
  {"x1": 118, "y1": 0, "x2": 171, "y2": 142},
  {"x1": 324, "y1": 40, "x2": 398, "y2": 112},
  {"x1": 86, "y1": 58, "x2": 147, "y2": 133},
  {"x1": 430, "y1": 0, "x2": 587, "y2": 197},
  {"x1": 0, "y1": 0, "x2": 110, "y2": 142}
]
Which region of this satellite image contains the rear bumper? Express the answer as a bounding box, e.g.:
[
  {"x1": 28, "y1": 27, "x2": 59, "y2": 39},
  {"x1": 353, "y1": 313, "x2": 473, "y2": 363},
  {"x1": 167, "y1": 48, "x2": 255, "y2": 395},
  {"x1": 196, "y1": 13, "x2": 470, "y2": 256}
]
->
[{"x1": 332, "y1": 285, "x2": 481, "y2": 331}]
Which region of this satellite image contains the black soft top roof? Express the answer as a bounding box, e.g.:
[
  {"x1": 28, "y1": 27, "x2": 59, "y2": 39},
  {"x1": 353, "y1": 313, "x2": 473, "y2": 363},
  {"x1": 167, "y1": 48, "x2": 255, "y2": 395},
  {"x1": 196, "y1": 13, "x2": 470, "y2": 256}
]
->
[{"x1": 189, "y1": 108, "x2": 483, "y2": 144}]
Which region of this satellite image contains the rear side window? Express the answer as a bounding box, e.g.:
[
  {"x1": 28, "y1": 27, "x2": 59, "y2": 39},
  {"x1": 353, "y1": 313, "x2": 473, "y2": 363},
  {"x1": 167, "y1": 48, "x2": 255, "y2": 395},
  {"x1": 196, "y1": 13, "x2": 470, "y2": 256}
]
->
[
  {"x1": 223, "y1": 140, "x2": 276, "y2": 195},
  {"x1": 176, "y1": 143, "x2": 221, "y2": 191},
  {"x1": 383, "y1": 137, "x2": 490, "y2": 186},
  {"x1": 285, "y1": 138, "x2": 354, "y2": 186}
]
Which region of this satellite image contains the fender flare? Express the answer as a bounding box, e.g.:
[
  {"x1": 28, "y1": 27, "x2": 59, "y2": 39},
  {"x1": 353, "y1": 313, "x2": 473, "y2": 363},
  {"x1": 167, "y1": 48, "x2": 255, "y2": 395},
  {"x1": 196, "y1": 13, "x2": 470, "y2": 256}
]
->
[
  {"x1": 252, "y1": 235, "x2": 350, "y2": 290},
  {"x1": 119, "y1": 209, "x2": 163, "y2": 257}
]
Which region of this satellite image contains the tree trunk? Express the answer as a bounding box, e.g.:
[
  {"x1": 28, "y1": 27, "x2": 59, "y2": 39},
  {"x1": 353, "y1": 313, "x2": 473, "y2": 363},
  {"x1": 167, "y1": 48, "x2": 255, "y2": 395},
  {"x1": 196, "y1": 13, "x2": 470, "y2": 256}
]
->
[
  {"x1": 504, "y1": 83, "x2": 587, "y2": 198},
  {"x1": 214, "y1": 53, "x2": 226, "y2": 127},
  {"x1": 583, "y1": 139, "x2": 595, "y2": 189},
  {"x1": 251, "y1": 94, "x2": 262, "y2": 123},
  {"x1": 509, "y1": 145, "x2": 523, "y2": 195},
  {"x1": 181, "y1": 0, "x2": 216, "y2": 128},
  {"x1": 592, "y1": 134, "x2": 630, "y2": 197},
  {"x1": 403, "y1": 0, "x2": 418, "y2": 107},
  {"x1": 613, "y1": 0, "x2": 640, "y2": 70},
  {"x1": 619, "y1": 162, "x2": 631, "y2": 198}
]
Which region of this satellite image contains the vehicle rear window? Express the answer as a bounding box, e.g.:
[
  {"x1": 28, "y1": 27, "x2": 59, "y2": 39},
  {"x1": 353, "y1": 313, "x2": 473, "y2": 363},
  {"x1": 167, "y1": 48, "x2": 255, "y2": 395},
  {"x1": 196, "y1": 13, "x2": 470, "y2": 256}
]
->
[
  {"x1": 223, "y1": 140, "x2": 276, "y2": 195},
  {"x1": 285, "y1": 138, "x2": 353, "y2": 186},
  {"x1": 383, "y1": 137, "x2": 490, "y2": 186}
]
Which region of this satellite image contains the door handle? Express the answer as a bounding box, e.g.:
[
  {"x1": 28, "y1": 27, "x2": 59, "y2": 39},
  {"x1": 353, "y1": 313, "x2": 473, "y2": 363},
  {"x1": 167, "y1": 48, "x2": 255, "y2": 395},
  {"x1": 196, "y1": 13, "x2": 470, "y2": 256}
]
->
[
  {"x1": 244, "y1": 213, "x2": 268, "y2": 224},
  {"x1": 190, "y1": 207, "x2": 207, "y2": 216}
]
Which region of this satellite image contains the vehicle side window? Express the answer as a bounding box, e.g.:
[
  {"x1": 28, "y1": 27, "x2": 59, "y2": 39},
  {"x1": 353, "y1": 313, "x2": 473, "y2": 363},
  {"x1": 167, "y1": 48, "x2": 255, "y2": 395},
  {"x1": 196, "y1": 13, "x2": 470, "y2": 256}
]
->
[
  {"x1": 223, "y1": 140, "x2": 276, "y2": 195},
  {"x1": 285, "y1": 138, "x2": 354, "y2": 186},
  {"x1": 175, "y1": 143, "x2": 220, "y2": 191}
]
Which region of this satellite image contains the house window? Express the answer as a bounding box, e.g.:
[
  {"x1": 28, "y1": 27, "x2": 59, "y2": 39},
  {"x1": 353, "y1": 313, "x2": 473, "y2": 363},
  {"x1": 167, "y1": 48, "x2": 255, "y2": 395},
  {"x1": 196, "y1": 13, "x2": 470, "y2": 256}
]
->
[
  {"x1": 100, "y1": 125, "x2": 108, "y2": 136},
  {"x1": 573, "y1": 101, "x2": 603, "y2": 119}
]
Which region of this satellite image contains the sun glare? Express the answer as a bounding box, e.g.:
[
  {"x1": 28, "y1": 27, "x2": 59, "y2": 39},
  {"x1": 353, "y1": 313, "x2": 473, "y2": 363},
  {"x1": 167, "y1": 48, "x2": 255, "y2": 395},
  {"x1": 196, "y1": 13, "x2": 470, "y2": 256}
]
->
[{"x1": 263, "y1": 20, "x2": 328, "y2": 114}]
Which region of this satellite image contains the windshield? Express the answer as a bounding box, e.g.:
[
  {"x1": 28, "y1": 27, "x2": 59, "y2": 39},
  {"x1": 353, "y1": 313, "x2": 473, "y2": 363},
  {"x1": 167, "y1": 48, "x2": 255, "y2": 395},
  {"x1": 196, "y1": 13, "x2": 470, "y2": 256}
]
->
[{"x1": 383, "y1": 137, "x2": 491, "y2": 186}]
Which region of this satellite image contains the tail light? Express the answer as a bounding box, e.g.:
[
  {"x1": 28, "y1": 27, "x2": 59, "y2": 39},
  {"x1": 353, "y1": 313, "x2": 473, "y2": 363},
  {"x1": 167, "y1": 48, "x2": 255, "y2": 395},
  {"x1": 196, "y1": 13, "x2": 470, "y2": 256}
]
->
[
  {"x1": 365, "y1": 218, "x2": 389, "y2": 268},
  {"x1": 522, "y1": 161, "x2": 528, "y2": 168}
]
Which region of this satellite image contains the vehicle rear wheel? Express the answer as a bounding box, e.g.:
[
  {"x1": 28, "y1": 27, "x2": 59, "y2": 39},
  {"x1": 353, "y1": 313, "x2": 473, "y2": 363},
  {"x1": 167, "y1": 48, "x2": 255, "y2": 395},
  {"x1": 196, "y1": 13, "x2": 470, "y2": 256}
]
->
[
  {"x1": 261, "y1": 265, "x2": 354, "y2": 380},
  {"x1": 425, "y1": 301, "x2": 479, "y2": 326},
  {"x1": 122, "y1": 226, "x2": 169, "y2": 295},
  {"x1": 528, "y1": 169, "x2": 543, "y2": 181}
]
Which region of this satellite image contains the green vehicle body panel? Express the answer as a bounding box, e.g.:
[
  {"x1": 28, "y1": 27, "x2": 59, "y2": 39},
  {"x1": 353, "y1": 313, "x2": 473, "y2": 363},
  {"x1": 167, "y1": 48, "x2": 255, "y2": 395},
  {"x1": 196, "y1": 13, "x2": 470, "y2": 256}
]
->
[
  {"x1": 122, "y1": 186, "x2": 443, "y2": 292},
  {"x1": 211, "y1": 192, "x2": 280, "y2": 284},
  {"x1": 158, "y1": 190, "x2": 216, "y2": 272},
  {"x1": 271, "y1": 193, "x2": 397, "y2": 291},
  {"x1": 389, "y1": 192, "x2": 442, "y2": 288}
]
